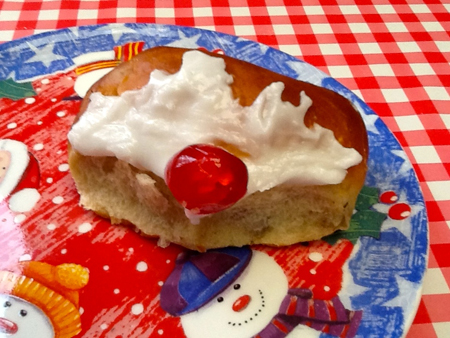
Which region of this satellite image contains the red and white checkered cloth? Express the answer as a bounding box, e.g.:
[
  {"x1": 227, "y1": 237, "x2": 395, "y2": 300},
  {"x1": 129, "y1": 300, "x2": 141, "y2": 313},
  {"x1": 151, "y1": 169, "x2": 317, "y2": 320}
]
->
[{"x1": 0, "y1": 0, "x2": 449, "y2": 337}]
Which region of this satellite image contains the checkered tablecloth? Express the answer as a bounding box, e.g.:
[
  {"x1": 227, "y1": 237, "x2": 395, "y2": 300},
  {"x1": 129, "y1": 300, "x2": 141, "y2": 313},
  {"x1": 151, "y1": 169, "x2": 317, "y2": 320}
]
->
[{"x1": 0, "y1": 0, "x2": 449, "y2": 337}]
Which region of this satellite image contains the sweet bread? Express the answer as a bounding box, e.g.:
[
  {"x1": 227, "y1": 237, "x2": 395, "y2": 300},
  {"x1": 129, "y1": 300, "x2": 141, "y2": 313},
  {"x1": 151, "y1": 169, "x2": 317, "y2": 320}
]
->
[{"x1": 68, "y1": 46, "x2": 368, "y2": 251}]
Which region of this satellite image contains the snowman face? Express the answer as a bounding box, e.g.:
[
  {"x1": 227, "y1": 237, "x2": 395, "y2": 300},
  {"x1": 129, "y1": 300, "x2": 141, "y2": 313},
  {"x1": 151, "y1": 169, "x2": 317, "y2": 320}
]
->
[
  {"x1": 73, "y1": 50, "x2": 117, "y2": 98},
  {"x1": 0, "y1": 150, "x2": 11, "y2": 184},
  {"x1": 180, "y1": 250, "x2": 289, "y2": 338},
  {"x1": 74, "y1": 68, "x2": 114, "y2": 98},
  {"x1": 0, "y1": 294, "x2": 55, "y2": 338}
]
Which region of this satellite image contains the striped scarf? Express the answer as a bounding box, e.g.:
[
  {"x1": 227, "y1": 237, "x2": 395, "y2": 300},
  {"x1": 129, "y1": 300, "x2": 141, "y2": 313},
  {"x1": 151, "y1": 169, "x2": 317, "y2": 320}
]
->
[
  {"x1": 254, "y1": 288, "x2": 362, "y2": 338},
  {"x1": 75, "y1": 41, "x2": 145, "y2": 75}
]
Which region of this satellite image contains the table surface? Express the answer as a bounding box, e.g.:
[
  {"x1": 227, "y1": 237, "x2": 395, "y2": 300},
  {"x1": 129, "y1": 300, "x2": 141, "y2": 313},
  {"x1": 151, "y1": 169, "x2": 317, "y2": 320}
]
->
[{"x1": 0, "y1": 1, "x2": 449, "y2": 337}]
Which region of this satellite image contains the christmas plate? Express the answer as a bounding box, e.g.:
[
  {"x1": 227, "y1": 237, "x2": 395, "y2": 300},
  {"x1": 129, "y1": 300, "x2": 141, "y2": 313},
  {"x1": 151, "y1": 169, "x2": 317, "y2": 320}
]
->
[{"x1": 0, "y1": 24, "x2": 428, "y2": 338}]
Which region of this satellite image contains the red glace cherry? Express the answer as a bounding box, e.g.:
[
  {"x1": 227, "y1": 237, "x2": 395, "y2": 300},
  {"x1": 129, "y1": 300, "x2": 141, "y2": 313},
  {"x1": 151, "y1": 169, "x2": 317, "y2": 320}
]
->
[{"x1": 165, "y1": 144, "x2": 248, "y2": 215}]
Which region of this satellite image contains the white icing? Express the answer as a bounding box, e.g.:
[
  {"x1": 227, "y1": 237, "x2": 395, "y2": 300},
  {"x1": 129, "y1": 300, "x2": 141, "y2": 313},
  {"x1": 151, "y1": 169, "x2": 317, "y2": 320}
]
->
[{"x1": 68, "y1": 50, "x2": 362, "y2": 195}]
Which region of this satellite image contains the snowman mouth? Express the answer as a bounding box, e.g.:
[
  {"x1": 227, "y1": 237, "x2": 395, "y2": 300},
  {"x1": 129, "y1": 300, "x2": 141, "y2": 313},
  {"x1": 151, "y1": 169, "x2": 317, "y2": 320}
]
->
[
  {"x1": 227, "y1": 289, "x2": 265, "y2": 326},
  {"x1": 0, "y1": 317, "x2": 18, "y2": 334}
]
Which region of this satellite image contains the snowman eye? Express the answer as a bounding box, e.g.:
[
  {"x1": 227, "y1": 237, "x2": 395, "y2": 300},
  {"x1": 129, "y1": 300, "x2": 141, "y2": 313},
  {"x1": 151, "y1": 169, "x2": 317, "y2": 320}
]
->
[
  {"x1": 19, "y1": 309, "x2": 27, "y2": 317},
  {"x1": 217, "y1": 297, "x2": 224, "y2": 303},
  {"x1": 4, "y1": 301, "x2": 11, "y2": 307},
  {"x1": 233, "y1": 284, "x2": 241, "y2": 290}
]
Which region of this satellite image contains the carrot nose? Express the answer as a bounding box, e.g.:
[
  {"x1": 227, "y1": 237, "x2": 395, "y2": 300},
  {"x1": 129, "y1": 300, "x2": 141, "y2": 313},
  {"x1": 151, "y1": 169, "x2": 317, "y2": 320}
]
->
[
  {"x1": 0, "y1": 317, "x2": 18, "y2": 334},
  {"x1": 232, "y1": 295, "x2": 251, "y2": 312}
]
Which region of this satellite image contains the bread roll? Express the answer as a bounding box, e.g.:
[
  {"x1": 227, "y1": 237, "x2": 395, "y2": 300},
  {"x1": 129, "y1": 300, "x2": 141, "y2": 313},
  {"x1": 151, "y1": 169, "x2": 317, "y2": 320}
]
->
[{"x1": 68, "y1": 46, "x2": 368, "y2": 251}]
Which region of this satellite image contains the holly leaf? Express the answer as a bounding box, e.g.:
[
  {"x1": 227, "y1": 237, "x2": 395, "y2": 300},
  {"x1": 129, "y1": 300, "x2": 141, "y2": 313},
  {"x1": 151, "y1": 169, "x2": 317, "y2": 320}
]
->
[
  {"x1": 322, "y1": 185, "x2": 386, "y2": 245},
  {"x1": 355, "y1": 185, "x2": 379, "y2": 211},
  {"x1": 323, "y1": 209, "x2": 386, "y2": 245},
  {"x1": 0, "y1": 78, "x2": 36, "y2": 101}
]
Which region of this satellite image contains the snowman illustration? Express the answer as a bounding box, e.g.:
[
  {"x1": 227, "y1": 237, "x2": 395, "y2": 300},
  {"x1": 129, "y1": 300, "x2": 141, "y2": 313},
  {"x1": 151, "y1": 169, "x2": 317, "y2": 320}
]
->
[
  {"x1": 0, "y1": 261, "x2": 89, "y2": 338},
  {"x1": 0, "y1": 139, "x2": 41, "y2": 213},
  {"x1": 73, "y1": 41, "x2": 145, "y2": 98},
  {"x1": 160, "y1": 247, "x2": 362, "y2": 338}
]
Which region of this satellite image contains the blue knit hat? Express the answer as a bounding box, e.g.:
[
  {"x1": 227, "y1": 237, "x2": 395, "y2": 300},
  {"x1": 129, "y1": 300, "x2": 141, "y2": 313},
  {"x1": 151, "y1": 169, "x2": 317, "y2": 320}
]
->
[{"x1": 160, "y1": 246, "x2": 252, "y2": 316}]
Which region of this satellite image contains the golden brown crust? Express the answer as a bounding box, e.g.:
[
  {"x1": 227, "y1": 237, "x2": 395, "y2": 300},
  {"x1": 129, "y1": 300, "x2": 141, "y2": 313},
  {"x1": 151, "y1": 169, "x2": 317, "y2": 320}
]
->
[{"x1": 69, "y1": 46, "x2": 368, "y2": 251}]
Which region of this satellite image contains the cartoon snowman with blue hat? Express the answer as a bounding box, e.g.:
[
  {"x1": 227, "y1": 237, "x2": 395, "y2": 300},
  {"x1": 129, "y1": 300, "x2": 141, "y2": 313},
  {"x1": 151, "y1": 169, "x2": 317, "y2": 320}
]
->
[{"x1": 160, "y1": 247, "x2": 362, "y2": 338}]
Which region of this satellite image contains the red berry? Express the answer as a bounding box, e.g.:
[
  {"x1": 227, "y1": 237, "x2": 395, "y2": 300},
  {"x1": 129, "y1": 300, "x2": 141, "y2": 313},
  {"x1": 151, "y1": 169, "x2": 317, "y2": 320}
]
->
[
  {"x1": 388, "y1": 203, "x2": 411, "y2": 220},
  {"x1": 380, "y1": 191, "x2": 398, "y2": 204},
  {"x1": 165, "y1": 144, "x2": 248, "y2": 215}
]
